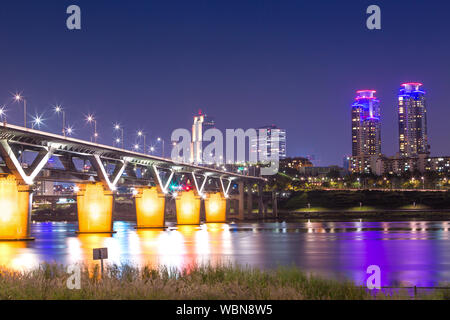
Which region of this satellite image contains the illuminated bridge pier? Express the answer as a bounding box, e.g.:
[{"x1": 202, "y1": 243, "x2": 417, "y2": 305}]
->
[{"x1": 0, "y1": 123, "x2": 266, "y2": 239}]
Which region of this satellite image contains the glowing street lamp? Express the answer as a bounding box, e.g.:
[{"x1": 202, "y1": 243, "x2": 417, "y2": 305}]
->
[
  {"x1": 134, "y1": 144, "x2": 140, "y2": 151},
  {"x1": 66, "y1": 126, "x2": 74, "y2": 135},
  {"x1": 54, "y1": 105, "x2": 66, "y2": 137},
  {"x1": 31, "y1": 115, "x2": 43, "y2": 129},
  {"x1": 157, "y1": 137, "x2": 165, "y2": 158},
  {"x1": 137, "y1": 131, "x2": 146, "y2": 154},
  {"x1": 13, "y1": 93, "x2": 27, "y2": 128},
  {"x1": 114, "y1": 123, "x2": 124, "y2": 149},
  {"x1": 86, "y1": 114, "x2": 98, "y2": 143}
]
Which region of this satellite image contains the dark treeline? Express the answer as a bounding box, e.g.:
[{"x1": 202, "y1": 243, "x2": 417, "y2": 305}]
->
[{"x1": 282, "y1": 190, "x2": 450, "y2": 210}]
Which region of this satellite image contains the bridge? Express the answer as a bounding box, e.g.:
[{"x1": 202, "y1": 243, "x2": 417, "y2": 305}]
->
[{"x1": 0, "y1": 122, "x2": 267, "y2": 240}]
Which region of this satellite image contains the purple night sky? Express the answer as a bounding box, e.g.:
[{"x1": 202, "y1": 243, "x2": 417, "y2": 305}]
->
[{"x1": 0, "y1": 0, "x2": 449, "y2": 165}]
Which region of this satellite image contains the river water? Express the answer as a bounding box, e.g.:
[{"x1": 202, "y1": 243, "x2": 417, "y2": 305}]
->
[{"x1": 1, "y1": 220, "x2": 449, "y2": 287}]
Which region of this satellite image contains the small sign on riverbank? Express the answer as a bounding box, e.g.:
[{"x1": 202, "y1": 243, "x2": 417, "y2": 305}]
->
[{"x1": 93, "y1": 247, "x2": 108, "y2": 277}]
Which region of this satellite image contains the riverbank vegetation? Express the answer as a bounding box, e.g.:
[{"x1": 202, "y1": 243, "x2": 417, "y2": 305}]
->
[
  {"x1": 282, "y1": 190, "x2": 450, "y2": 211},
  {"x1": 0, "y1": 263, "x2": 447, "y2": 300},
  {"x1": 268, "y1": 167, "x2": 450, "y2": 191}
]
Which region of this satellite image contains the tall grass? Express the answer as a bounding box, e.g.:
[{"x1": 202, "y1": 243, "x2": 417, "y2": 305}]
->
[{"x1": 0, "y1": 263, "x2": 444, "y2": 300}]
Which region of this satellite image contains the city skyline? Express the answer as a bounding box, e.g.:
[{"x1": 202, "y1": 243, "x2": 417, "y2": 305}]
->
[
  {"x1": 1, "y1": 1, "x2": 450, "y2": 166},
  {"x1": 0, "y1": 81, "x2": 440, "y2": 168},
  {"x1": 1, "y1": 0, "x2": 450, "y2": 305}
]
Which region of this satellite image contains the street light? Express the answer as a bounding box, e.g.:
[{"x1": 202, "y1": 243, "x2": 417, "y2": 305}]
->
[
  {"x1": 421, "y1": 176, "x2": 425, "y2": 189},
  {"x1": 31, "y1": 115, "x2": 43, "y2": 129},
  {"x1": 86, "y1": 114, "x2": 98, "y2": 143},
  {"x1": 14, "y1": 93, "x2": 27, "y2": 128},
  {"x1": 157, "y1": 137, "x2": 165, "y2": 157},
  {"x1": 137, "y1": 131, "x2": 146, "y2": 154},
  {"x1": 54, "y1": 105, "x2": 66, "y2": 137},
  {"x1": 114, "y1": 123, "x2": 124, "y2": 149},
  {"x1": 66, "y1": 126, "x2": 74, "y2": 135},
  {"x1": 134, "y1": 144, "x2": 140, "y2": 151}
]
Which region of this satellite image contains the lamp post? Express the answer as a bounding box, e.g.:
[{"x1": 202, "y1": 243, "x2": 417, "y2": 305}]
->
[
  {"x1": 114, "y1": 123, "x2": 124, "y2": 149},
  {"x1": 157, "y1": 137, "x2": 165, "y2": 157},
  {"x1": 54, "y1": 105, "x2": 66, "y2": 137},
  {"x1": 14, "y1": 93, "x2": 27, "y2": 128},
  {"x1": 138, "y1": 131, "x2": 146, "y2": 154},
  {"x1": 86, "y1": 115, "x2": 97, "y2": 143},
  {"x1": 421, "y1": 176, "x2": 425, "y2": 190}
]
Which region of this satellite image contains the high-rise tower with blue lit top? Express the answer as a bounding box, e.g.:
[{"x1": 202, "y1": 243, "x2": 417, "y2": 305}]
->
[
  {"x1": 351, "y1": 90, "x2": 381, "y2": 158},
  {"x1": 398, "y1": 83, "x2": 429, "y2": 157}
]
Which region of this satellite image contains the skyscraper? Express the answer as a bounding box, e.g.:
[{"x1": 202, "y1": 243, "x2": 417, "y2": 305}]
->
[
  {"x1": 350, "y1": 90, "x2": 381, "y2": 173},
  {"x1": 251, "y1": 125, "x2": 287, "y2": 161},
  {"x1": 398, "y1": 83, "x2": 429, "y2": 157},
  {"x1": 190, "y1": 110, "x2": 215, "y2": 164},
  {"x1": 351, "y1": 90, "x2": 381, "y2": 157}
]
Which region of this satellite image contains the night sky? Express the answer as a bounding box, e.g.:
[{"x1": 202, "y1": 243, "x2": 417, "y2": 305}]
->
[{"x1": 0, "y1": 0, "x2": 449, "y2": 166}]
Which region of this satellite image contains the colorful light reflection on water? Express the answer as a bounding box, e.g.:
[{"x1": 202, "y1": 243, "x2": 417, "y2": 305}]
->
[{"x1": 0, "y1": 220, "x2": 449, "y2": 287}]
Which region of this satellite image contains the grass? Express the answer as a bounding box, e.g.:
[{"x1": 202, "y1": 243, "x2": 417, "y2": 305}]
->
[
  {"x1": 294, "y1": 207, "x2": 332, "y2": 212},
  {"x1": 0, "y1": 263, "x2": 447, "y2": 300},
  {"x1": 398, "y1": 204, "x2": 430, "y2": 210},
  {"x1": 294, "y1": 206, "x2": 377, "y2": 212},
  {"x1": 293, "y1": 205, "x2": 446, "y2": 213}
]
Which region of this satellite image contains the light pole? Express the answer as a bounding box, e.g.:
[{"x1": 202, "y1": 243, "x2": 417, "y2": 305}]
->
[
  {"x1": 421, "y1": 176, "x2": 425, "y2": 190},
  {"x1": 86, "y1": 115, "x2": 98, "y2": 143},
  {"x1": 14, "y1": 93, "x2": 27, "y2": 128},
  {"x1": 157, "y1": 137, "x2": 165, "y2": 157},
  {"x1": 114, "y1": 124, "x2": 124, "y2": 149},
  {"x1": 138, "y1": 131, "x2": 146, "y2": 154},
  {"x1": 54, "y1": 105, "x2": 66, "y2": 137}
]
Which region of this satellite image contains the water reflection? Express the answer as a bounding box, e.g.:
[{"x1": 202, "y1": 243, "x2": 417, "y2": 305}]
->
[
  {"x1": 0, "y1": 220, "x2": 449, "y2": 286},
  {"x1": 0, "y1": 242, "x2": 38, "y2": 271}
]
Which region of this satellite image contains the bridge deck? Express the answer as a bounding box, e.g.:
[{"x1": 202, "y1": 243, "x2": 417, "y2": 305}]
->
[{"x1": 0, "y1": 122, "x2": 264, "y2": 182}]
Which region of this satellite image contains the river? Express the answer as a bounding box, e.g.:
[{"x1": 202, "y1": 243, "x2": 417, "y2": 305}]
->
[{"x1": 0, "y1": 220, "x2": 449, "y2": 287}]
